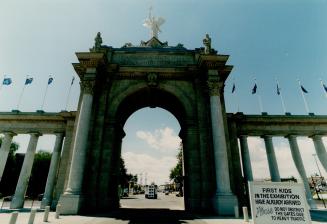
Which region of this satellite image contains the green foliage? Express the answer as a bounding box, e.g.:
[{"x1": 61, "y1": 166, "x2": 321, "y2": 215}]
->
[
  {"x1": 26, "y1": 150, "x2": 51, "y2": 198},
  {"x1": 169, "y1": 143, "x2": 183, "y2": 183},
  {"x1": 0, "y1": 137, "x2": 20, "y2": 197}
]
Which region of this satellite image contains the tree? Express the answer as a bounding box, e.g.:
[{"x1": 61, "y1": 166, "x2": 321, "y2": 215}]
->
[
  {"x1": 169, "y1": 143, "x2": 183, "y2": 194},
  {"x1": 26, "y1": 150, "x2": 52, "y2": 198},
  {"x1": 0, "y1": 138, "x2": 20, "y2": 197}
]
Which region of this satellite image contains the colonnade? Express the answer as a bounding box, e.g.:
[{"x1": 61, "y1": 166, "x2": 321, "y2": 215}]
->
[
  {"x1": 239, "y1": 134, "x2": 327, "y2": 209},
  {"x1": 0, "y1": 112, "x2": 75, "y2": 209}
]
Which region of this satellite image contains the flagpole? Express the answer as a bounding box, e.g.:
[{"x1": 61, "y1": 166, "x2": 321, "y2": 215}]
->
[
  {"x1": 65, "y1": 77, "x2": 74, "y2": 111},
  {"x1": 16, "y1": 77, "x2": 27, "y2": 110},
  {"x1": 276, "y1": 78, "x2": 287, "y2": 114},
  {"x1": 233, "y1": 78, "x2": 240, "y2": 112},
  {"x1": 320, "y1": 79, "x2": 327, "y2": 98},
  {"x1": 254, "y1": 78, "x2": 263, "y2": 113},
  {"x1": 40, "y1": 76, "x2": 52, "y2": 110},
  {"x1": 298, "y1": 79, "x2": 310, "y2": 114}
]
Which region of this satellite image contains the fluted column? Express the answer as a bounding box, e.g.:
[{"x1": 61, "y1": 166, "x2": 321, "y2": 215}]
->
[
  {"x1": 262, "y1": 135, "x2": 281, "y2": 182},
  {"x1": 59, "y1": 79, "x2": 95, "y2": 214},
  {"x1": 208, "y1": 76, "x2": 238, "y2": 215},
  {"x1": 310, "y1": 135, "x2": 327, "y2": 172},
  {"x1": 0, "y1": 132, "x2": 16, "y2": 182},
  {"x1": 239, "y1": 135, "x2": 253, "y2": 182},
  {"x1": 286, "y1": 135, "x2": 316, "y2": 209},
  {"x1": 10, "y1": 132, "x2": 41, "y2": 209},
  {"x1": 41, "y1": 133, "x2": 64, "y2": 208}
]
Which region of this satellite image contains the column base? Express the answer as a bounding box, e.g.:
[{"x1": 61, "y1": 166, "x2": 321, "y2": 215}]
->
[
  {"x1": 10, "y1": 196, "x2": 24, "y2": 209},
  {"x1": 213, "y1": 193, "x2": 238, "y2": 215},
  {"x1": 58, "y1": 194, "x2": 84, "y2": 215},
  {"x1": 40, "y1": 197, "x2": 51, "y2": 209}
]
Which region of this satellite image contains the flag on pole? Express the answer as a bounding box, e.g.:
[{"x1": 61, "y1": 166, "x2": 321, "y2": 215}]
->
[
  {"x1": 252, "y1": 83, "x2": 257, "y2": 94},
  {"x1": 300, "y1": 85, "x2": 308, "y2": 93},
  {"x1": 71, "y1": 76, "x2": 75, "y2": 85},
  {"x1": 48, "y1": 77, "x2": 53, "y2": 85},
  {"x1": 323, "y1": 83, "x2": 327, "y2": 93},
  {"x1": 3, "y1": 78, "x2": 12, "y2": 85},
  {"x1": 231, "y1": 83, "x2": 235, "y2": 93},
  {"x1": 277, "y1": 84, "x2": 281, "y2": 95},
  {"x1": 25, "y1": 78, "x2": 33, "y2": 85}
]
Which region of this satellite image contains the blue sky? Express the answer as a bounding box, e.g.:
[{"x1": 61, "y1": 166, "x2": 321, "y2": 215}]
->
[{"x1": 0, "y1": 0, "x2": 327, "y2": 184}]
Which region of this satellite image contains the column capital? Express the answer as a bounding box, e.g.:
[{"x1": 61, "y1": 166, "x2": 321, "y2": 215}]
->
[
  {"x1": 81, "y1": 80, "x2": 95, "y2": 95},
  {"x1": 285, "y1": 134, "x2": 297, "y2": 139},
  {"x1": 28, "y1": 132, "x2": 42, "y2": 137},
  {"x1": 207, "y1": 80, "x2": 224, "y2": 96},
  {"x1": 309, "y1": 134, "x2": 324, "y2": 140},
  {"x1": 2, "y1": 131, "x2": 17, "y2": 137},
  {"x1": 54, "y1": 132, "x2": 65, "y2": 138},
  {"x1": 261, "y1": 135, "x2": 273, "y2": 139}
]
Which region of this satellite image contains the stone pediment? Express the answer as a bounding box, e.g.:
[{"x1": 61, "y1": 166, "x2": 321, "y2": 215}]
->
[{"x1": 140, "y1": 37, "x2": 168, "y2": 48}]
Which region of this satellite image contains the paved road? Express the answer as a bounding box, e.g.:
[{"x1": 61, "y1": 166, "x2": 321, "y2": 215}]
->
[{"x1": 120, "y1": 192, "x2": 184, "y2": 210}]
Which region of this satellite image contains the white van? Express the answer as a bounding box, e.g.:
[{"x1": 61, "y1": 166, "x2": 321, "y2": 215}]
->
[{"x1": 145, "y1": 184, "x2": 157, "y2": 199}]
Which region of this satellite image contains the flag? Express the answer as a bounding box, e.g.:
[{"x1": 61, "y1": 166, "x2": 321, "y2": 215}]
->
[
  {"x1": 252, "y1": 83, "x2": 257, "y2": 94},
  {"x1": 48, "y1": 77, "x2": 53, "y2": 85},
  {"x1": 300, "y1": 85, "x2": 308, "y2": 93},
  {"x1": 277, "y1": 84, "x2": 281, "y2": 95},
  {"x1": 231, "y1": 83, "x2": 235, "y2": 93},
  {"x1": 25, "y1": 78, "x2": 33, "y2": 85},
  {"x1": 3, "y1": 78, "x2": 12, "y2": 85},
  {"x1": 323, "y1": 84, "x2": 327, "y2": 93},
  {"x1": 71, "y1": 77, "x2": 75, "y2": 85}
]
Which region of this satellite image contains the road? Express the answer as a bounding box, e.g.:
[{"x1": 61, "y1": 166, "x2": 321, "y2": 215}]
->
[{"x1": 120, "y1": 192, "x2": 184, "y2": 210}]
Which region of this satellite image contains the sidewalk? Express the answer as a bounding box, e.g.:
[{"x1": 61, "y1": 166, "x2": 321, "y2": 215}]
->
[{"x1": 0, "y1": 210, "x2": 326, "y2": 224}]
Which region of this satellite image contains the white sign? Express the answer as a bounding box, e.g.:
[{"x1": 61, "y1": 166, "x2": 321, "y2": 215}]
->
[{"x1": 249, "y1": 182, "x2": 311, "y2": 224}]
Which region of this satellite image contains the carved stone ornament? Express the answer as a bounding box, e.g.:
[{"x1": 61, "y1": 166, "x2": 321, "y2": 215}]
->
[
  {"x1": 90, "y1": 32, "x2": 102, "y2": 52},
  {"x1": 207, "y1": 80, "x2": 223, "y2": 96},
  {"x1": 81, "y1": 80, "x2": 95, "y2": 95},
  {"x1": 203, "y1": 34, "x2": 211, "y2": 54},
  {"x1": 147, "y1": 73, "x2": 158, "y2": 87}
]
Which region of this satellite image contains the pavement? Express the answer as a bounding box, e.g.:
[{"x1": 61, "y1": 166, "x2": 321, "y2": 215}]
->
[{"x1": 0, "y1": 193, "x2": 326, "y2": 224}]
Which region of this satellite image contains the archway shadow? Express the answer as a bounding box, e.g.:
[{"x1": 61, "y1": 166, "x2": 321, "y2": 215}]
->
[{"x1": 95, "y1": 208, "x2": 205, "y2": 224}]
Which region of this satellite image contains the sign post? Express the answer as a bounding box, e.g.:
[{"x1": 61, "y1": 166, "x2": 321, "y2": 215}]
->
[{"x1": 249, "y1": 182, "x2": 311, "y2": 224}]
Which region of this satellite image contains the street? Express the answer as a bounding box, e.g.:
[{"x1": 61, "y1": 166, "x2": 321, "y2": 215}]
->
[{"x1": 120, "y1": 192, "x2": 184, "y2": 210}]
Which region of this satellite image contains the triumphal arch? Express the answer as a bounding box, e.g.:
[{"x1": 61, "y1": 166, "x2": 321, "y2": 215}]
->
[
  {"x1": 2, "y1": 16, "x2": 327, "y2": 216},
  {"x1": 58, "y1": 32, "x2": 239, "y2": 215}
]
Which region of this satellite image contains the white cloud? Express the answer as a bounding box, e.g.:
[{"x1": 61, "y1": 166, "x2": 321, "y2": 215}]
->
[
  {"x1": 136, "y1": 127, "x2": 181, "y2": 153},
  {"x1": 122, "y1": 151, "x2": 177, "y2": 185}
]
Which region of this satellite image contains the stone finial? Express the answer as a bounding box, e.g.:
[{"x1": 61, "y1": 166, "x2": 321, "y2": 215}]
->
[
  {"x1": 143, "y1": 6, "x2": 165, "y2": 39},
  {"x1": 91, "y1": 32, "x2": 102, "y2": 52},
  {"x1": 203, "y1": 34, "x2": 211, "y2": 54}
]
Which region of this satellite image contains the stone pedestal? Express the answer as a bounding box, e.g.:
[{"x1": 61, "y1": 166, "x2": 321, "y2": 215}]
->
[
  {"x1": 262, "y1": 135, "x2": 281, "y2": 182},
  {"x1": 58, "y1": 194, "x2": 84, "y2": 215}
]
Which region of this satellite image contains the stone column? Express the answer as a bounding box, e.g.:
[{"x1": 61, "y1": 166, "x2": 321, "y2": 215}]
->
[
  {"x1": 262, "y1": 135, "x2": 281, "y2": 182},
  {"x1": 286, "y1": 135, "x2": 316, "y2": 209},
  {"x1": 41, "y1": 133, "x2": 64, "y2": 208},
  {"x1": 239, "y1": 135, "x2": 253, "y2": 182},
  {"x1": 10, "y1": 132, "x2": 41, "y2": 209},
  {"x1": 59, "y1": 79, "x2": 94, "y2": 214},
  {"x1": 0, "y1": 132, "x2": 16, "y2": 182},
  {"x1": 310, "y1": 135, "x2": 327, "y2": 172},
  {"x1": 208, "y1": 76, "x2": 238, "y2": 215}
]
